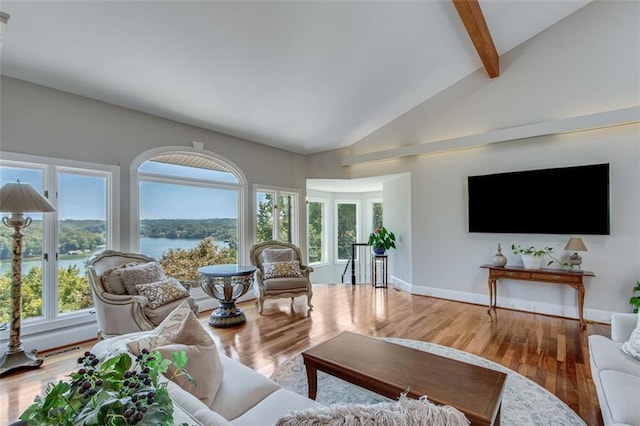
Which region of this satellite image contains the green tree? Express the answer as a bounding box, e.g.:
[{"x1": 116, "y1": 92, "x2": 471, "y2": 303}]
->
[
  {"x1": 372, "y1": 202, "x2": 383, "y2": 232},
  {"x1": 58, "y1": 265, "x2": 93, "y2": 313},
  {"x1": 159, "y1": 237, "x2": 236, "y2": 282},
  {"x1": 337, "y1": 203, "x2": 357, "y2": 259},
  {"x1": 308, "y1": 201, "x2": 323, "y2": 263},
  {"x1": 257, "y1": 194, "x2": 274, "y2": 243}
]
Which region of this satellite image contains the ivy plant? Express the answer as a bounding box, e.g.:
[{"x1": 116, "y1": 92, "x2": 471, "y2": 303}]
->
[{"x1": 630, "y1": 281, "x2": 640, "y2": 314}]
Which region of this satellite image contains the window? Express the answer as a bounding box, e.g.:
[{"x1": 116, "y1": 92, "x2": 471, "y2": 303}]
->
[
  {"x1": 133, "y1": 149, "x2": 245, "y2": 279},
  {"x1": 372, "y1": 201, "x2": 383, "y2": 232},
  {"x1": 255, "y1": 188, "x2": 299, "y2": 244},
  {"x1": 336, "y1": 201, "x2": 359, "y2": 261},
  {"x1": 307, "y1": 199, "x2": 325, "y2": 264},
  {"x1": 0, "y1": 153, "x2": 118, "y2": 333}
]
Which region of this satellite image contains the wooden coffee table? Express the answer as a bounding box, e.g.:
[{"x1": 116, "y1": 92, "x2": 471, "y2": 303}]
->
[{"x1": 302, "y1": 331, "x2": 507, "y2": 426}]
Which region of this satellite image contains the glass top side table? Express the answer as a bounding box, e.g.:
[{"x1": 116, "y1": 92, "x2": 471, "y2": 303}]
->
[{"x1": 198, "y1": 264, "x2": 256, "y2": 328}]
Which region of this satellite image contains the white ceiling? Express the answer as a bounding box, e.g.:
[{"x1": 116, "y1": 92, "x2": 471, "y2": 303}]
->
[{"x1": 0, "y1": 1, "x2": 590, "y2": 155}]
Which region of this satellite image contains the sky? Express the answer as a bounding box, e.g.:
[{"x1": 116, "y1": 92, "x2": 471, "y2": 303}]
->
[{"x1": 1, "y1": 163, "x2": 238, "y2": 220}]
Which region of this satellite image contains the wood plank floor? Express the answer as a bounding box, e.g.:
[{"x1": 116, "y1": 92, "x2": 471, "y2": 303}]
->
[{"x1": 1, "y1": 284, "x2": 609, "y2": 425}]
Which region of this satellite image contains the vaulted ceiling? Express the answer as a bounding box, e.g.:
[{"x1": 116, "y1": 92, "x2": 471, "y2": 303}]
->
[{"x1": 0, "y1": 1, "x2": 590, "y2": 154}]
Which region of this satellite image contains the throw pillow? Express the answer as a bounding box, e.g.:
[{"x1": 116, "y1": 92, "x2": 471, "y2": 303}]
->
[
  {"x1": 621, "y1": 314, "x2": 640, "y2": 361},
  {"x1": 100, "y1": 262, "x2": 140, "y2": 294},
  {"x1": 126, "y1": 300, "x2": 193, "y2": 354},
  {"x1": 135, "y1": 278, "x2": 190, "y2": 309},
  {"x1": 120, "y1": 261, "x2": 166, "y2": 295},
  {"x1": 262, "y1": 248, "x2": 295, "y2": 263},
  {"x1": 263, "y1": 260, "x2": 304, "y2": 279},
  {"x1": 274, "y1": 394, "x2": 469, "y2": 426},
  {"x1": 127, "y1": 310, "x2": 224, "y2": 407}
]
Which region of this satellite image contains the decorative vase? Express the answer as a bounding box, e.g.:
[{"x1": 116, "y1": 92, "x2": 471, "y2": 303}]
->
[
  {"x1": 374, "y1": 247, "x2": 386, "y2": 255},
  {"x1": 492, "y1": 244, "x2": 507, "y2": 267},
  {"x1": 521, "y1": 254, "x2": 542, "y2": 269}
]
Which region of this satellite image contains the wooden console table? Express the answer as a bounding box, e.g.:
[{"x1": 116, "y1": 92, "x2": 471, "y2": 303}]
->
[{"x1": 480, "y1": 264, "x2": 595, "y2": 329}]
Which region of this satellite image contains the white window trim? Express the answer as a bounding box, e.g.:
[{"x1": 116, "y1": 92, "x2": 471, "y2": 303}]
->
[
  {"x1": 334, "y1": 199, "x2": 361, "y2": 263},
  {"x1": 307, "y1": 197, "x2": 328, "y2": 266},
  {"x1": 130, "y1": 145, "x2": 247, "y2": 264},
  {"x1": 0, "y1": 151, "x2": 120, "y2": 345},
  {"x1": 253, "y1": 184, "x2": 301, "y2": 245}
]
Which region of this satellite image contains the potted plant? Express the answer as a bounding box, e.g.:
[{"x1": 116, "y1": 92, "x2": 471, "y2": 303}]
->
[
  {"x1": 368, "y1": 226, "x2": 396, "y2": 255},
  {"x1": 511, "y1": 244, "x2": 554, "y2": 270},
  {"x1": 17, "y1": 349, "x2": 193, "y2": 426},
  {"x1": 630, "y1": 281, "x2": 640, "y2": 314}
]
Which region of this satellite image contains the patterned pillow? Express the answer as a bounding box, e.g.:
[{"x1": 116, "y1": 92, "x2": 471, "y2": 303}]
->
[
  {"x1": 120, "y1": 261, "x2": 166, "y2": 295},
  {"x1": 100, "y1": 262, "x2": 140, "y2": 294},
  {"x1": 126, "y1": 300, "x2": 193, "y2": 353},
  {"x1": 263, "y1": 260, "x2": 304, "y2": 279},
  {"x1": 621, "y1": 314, "x2": 640, "y2": 361},
  {"x1": 262, "y1": 248, "x2": 295, "y2": 263},
  {"x1": 134, "y1": 278, "x2": 190, "y2": 309}
]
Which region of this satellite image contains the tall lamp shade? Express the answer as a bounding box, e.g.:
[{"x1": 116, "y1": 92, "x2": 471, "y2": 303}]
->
[
  {"x1": 564, "y1": 237, "x2": 588, "y2": 269},
  {"x1": 0, "y1": 181, "x2": 55, "y2": 376}
]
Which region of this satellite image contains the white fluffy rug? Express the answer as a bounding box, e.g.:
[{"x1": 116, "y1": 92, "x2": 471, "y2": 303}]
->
[{"x1": 271, "y1": 337, "x2": 586, "y2": 426}]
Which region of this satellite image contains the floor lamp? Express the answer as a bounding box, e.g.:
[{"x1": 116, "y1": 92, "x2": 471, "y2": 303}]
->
[{"x1": 0, "y1": 181, "x2": 55, "y2": 376}]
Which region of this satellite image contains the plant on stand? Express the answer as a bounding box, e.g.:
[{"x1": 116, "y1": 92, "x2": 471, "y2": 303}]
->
[{"x1": 368, "y1": 226, "x2": 396, "y2": 255}]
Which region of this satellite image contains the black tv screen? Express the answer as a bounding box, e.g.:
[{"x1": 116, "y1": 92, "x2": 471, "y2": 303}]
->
[{"x1": 468, "y1": 164, "x2": 610, "y2": 235}]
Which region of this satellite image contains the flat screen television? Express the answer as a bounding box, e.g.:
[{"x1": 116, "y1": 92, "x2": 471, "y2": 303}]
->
[{"x1": 468, "y1": 163, "x2": 610, "y2": 235}]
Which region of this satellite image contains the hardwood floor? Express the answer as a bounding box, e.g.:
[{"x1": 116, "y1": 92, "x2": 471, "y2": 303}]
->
[{"x1": 1, "y1": 284, "x2": 609, "y2": 425}]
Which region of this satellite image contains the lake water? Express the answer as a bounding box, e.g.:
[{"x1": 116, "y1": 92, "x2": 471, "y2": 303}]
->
[{"x1": 0, "y1": 237, "x2": 229, "y2": 276}]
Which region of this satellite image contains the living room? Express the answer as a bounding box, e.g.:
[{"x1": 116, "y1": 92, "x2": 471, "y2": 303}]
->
[{"x1": 0, "y1": 1, "x2": 638, "y2": 425}]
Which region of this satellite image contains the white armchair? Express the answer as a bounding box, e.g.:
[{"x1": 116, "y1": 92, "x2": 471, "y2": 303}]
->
[
  {"x1": 249, "y1": 241, "x2": 313, "y2": 314},
  {"x1": 87, "y1": 250, "x2": 198, "y2": 339}
]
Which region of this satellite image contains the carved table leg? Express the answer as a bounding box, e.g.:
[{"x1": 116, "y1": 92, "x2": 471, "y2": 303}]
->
[
  {"x1": 577, "y1": 284, "x2": 586, "y2": 329},
  {"x1": 487, "y1": 278, "x2": 497, "y2": 313}
]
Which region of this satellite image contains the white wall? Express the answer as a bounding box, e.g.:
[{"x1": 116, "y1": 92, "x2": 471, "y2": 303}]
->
[
  {"x1": 382, "y1": 173, "x2": 411, "y2": 285},
  {"x1": 305, "y1": 0, "x2": 640, "y2": 321}
]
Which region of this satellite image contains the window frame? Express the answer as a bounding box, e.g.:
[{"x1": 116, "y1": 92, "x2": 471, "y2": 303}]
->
[
  {"x1": 0, "y1": 151, "x2": 119, "y2": 340},
  {"x1": 334, "y1": 199, "x2": 361, "y2": 263},
  {"x1": 253, "y1": 185, "x2": 300, "y2": 245},
  {"x1": 130, "y1": 146, "x2": 247, "y2": 264},
  {"x1": 306, "y1": 197, "x2": 328, "y2": 266}
]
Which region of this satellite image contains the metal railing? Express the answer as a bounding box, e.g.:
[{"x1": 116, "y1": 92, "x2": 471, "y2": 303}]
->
[{"x1": 340, "y1": 243, "x2": 372, "y2": 285}]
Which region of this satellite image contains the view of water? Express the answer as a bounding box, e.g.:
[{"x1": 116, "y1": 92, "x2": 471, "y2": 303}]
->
[{"x1": 0, "y1": 237, "x2": 230, "y2": 276}]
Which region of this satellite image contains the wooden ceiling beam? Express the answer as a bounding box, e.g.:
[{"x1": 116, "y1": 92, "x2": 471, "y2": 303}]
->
[{"x1": 452, "y1": 0, "x2": 499, "y2": 78}]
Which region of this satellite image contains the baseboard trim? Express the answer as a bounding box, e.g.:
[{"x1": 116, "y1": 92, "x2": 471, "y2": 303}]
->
[{"x1": 390, "y1": 275, "x2": 615, "y2": 324}]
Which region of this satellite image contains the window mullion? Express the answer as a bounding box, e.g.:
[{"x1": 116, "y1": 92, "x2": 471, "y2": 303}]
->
[{"x1": 43, "y1": 167, "x2": 58, "y2": 322}]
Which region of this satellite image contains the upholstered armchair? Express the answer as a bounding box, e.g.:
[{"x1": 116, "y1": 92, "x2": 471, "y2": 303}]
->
[
  {"x1": 87, "y1": 250, "x2": 198, "y2": 339},
  {"x1": 249, "y1": 240, "x2": 313, "y2": 314}
]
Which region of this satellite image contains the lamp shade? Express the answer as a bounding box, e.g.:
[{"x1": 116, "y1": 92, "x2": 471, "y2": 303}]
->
[
  {"x1": 564, "y1": 237, "x2": 588, "y2": 252},
  {"x1": 0, "y1": 181, "x2": 55, "y2": 213}
]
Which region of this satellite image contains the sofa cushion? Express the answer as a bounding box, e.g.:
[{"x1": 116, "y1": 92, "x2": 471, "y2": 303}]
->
[
  {"x1": 589, "y1": 334, "x2": 640, "y2": 377},
  {"x1": 144, "y1": 296, "x2": 198, "y2": 326},
  {"x1": 128, "y1": 309, "x2": 224, "y2": 407},
  {"x1": 210, "y1": 354, "x2": 281, "y2": 420},
  {"x1": 262, "y1": 248, "x2": 295, "y2": 263},
  {"x1": 135, "y1": 277, "x2": 190, "y2": 309},
  {"x1": 263, "y1": 260, "x2": 304, "y2": 279},
  {"x1": 264, "y1": 277, "x2": 309, "y2": 292},
  {"x1": 121, "y1": 261, "x2": 166, "y2": 295},
  {"x1": 231, "y1": 389, "x2": 322, "y2": 426},
  {"x1": 620, "y1": 314, "x2": 640, "y2": 361},
  {"x1": 273, "y1": 393, "x2": 469, "y2": 426},
  {"x1": 167, "y1": 380, "x2": 232, "y2": 426},
  {"x1": 598, "y1": 370, "x2": 640, "y2": 426}
]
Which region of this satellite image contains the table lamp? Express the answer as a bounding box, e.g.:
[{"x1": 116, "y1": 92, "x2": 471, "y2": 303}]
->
[
  {"x1": 0, "y1": 180, "x2": 55, "y2": 376},
  {"x1": 564, "y1": 237, "x2": 588, "y2": 270}
]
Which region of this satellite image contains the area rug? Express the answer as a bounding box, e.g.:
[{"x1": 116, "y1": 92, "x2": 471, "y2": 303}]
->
[{"x1": 271, "y1": 337, "x2": 586, "y2": 426}]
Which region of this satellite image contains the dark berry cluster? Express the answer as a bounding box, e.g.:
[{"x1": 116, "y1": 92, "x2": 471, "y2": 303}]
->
[{"x1": 74, "y1": 351, "x2": 103, "y2": 400}]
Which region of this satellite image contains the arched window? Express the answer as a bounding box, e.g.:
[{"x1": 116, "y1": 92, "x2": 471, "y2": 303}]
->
[{"x1": 131, "y1": 146, "x2": 246, "y2": 279}]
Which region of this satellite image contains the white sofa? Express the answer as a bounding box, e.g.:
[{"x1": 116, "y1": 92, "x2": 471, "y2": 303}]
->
[
  {"x1": 91, "y1": 332, "x2": 321, "y2": 426},
  {"x1": 588, "y1": 313, "x2": 640, "y2": 426}
]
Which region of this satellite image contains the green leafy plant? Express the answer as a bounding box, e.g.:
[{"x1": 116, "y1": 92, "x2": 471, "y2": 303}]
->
[
  {"x1": 367, "y1": 226, "x2": 396, "y2": 251},
  {"x1": 630, "y1": 281, "x2": 640, "y2": 314},
  {"x1": 19, "y1": 349, "x2": 193, "y2": 426}
]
